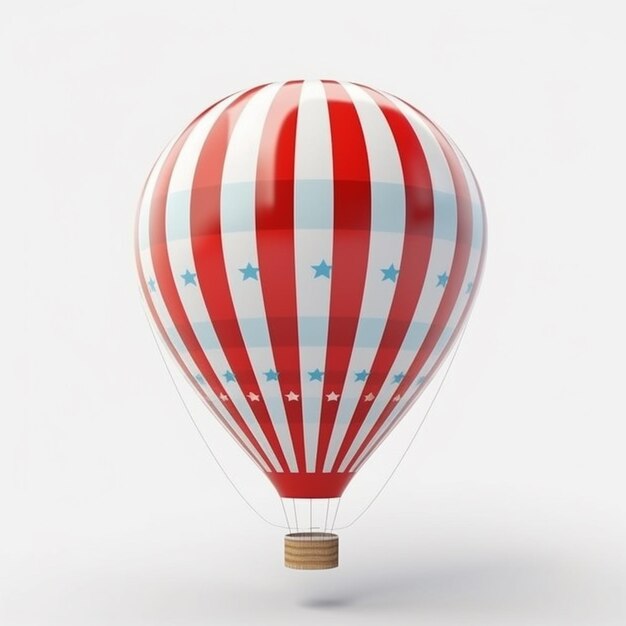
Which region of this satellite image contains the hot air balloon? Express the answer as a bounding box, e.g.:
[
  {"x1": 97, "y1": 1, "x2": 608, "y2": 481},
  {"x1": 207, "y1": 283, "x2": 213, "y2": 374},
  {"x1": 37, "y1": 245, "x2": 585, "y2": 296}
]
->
[{"x1": 135, "y1": 80, "x2": 486, "y2": 570}]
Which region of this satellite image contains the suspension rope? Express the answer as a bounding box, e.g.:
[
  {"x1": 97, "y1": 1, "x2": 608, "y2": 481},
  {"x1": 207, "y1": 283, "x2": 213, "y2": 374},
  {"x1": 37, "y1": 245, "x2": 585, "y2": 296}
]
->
[
  {"x1": 333, "y1": 323, "x2": 467, "y2": 529},
  {"x1": 138, "y1": 288, "x2": 467, "y2": 533},
  {"x1": 140, "y1": 295, "x2": 287, "y2": 529},
  {"x1": 323, "y1": 498, "x2": 330, "y2": 533},
  {"x1": 292, "y1": 498, "x2": 298, "y2": 532},
  {"x1": 280, "y1": 498, "x2": 292, "y2": 534},
  {"x1": 330, "y1": 497, "x2": 342, "y2": 532}
]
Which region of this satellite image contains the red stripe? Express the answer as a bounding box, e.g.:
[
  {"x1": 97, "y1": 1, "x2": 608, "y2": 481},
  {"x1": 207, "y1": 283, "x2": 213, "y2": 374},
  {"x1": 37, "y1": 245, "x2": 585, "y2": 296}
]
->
[
  {"x1": 134, "y1": 155, "x2": 268, "y2": 471},
  {"x1": 352, "y1": 154, "x2": 487, "y2": 473},
  {"x1": 189, "y1": 87, "x2": 293, "y2": 473},
  {"x1": 314, "y1": 81, "x2": 372, "y2": 472},
  {"x1": 254, "y1": 81, "x2": 307, "y2": 471},
  {"x1": 343, "y1": 95, "x2": 476, "y2": 472},
  {"x1": 354, "y1": 248, "x2": 486, "y2": 473},
  {"x1": 330, "y1": 87, "x2": 435, "y2": 472},
  {"x1": 351, "y1": 237, "x2": 486, "y2": 473},
  {"x1": 146, "y1": 95, "x2": 278, "y2": 472}
]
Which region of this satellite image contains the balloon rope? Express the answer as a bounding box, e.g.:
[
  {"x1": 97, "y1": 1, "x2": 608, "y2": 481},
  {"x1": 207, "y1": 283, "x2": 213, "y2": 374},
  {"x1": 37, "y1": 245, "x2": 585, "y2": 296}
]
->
[
  {"x1": 280, "y1": 498, "x2": 292, "y2": 533},
  {"x1": 333, "y1": 323, "x2": 468, "y2": 530},
  {"x1": 330, "y1": 497, "x2": 342, "y2": 532},
  {"x1": 323, "y1": 499, "x2": 330, "y2": 533},
  {"x1": 139, "y1": 288, "x2": 467, "y2": 533},
  {"x1": 140, "y1": 295, "x2": 289, "y2": 529},
  {"x1": 292, "y1": 499, "x2": 299, "y2": 532}
]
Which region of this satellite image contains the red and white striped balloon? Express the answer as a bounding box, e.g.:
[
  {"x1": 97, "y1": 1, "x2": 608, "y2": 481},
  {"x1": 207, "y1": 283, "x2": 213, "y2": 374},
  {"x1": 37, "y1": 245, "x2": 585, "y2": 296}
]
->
[{"x1": 135, "y1": 80, "x2": 486, "y2": 498}]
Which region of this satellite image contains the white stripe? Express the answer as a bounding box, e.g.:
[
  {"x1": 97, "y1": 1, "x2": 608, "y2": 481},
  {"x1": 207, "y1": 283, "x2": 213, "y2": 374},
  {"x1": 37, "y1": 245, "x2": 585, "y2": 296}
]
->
[
  {"x1": 136, "y1": 132, "x2": 272, "y2": 473},
  {"x1": 440, "y1": 129, "x2": 486, "y2": 251},
  {"x1": 294, "y1": 80, "x2": 334, "y2": 471},
  {"x1": 337, "y1": 91, "x2": 458, "y2": 472},
  {"x1": 137, "y1": 136, "x2": 177, "y2": 251},
  {"x1": 219, "y1": 83, "x2": 299, "y2": 472},
  {"x1": 348, "y1": 127, "x2": 485, "y2": 473},
  {"x1": 163, "y1": 92, "x2": 283, "y2": 472},
  {"x1": 295, "y1": 80, "x2": 333, "y2": 181},
  {"x1": 418, "y1": 134, "x2": 485, "y2": 374},
  {"x1": 322, "y1": 83, "x2": 405, "y2": 472}
]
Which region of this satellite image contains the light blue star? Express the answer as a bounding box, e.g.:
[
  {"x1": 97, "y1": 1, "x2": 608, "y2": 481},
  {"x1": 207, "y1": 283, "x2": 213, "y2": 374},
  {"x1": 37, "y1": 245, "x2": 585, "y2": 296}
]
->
[
  {"x1": 181, "y1": 269, "x2": 197, "y2": 286},
  {"x1": 466, "y1": 281, "x2": 474, "y2": 294},
  {"x1": 239, "y1": 263, "x2": 259, "y2": 281},
  {"x1": 147, "y1": 277, "x2": 156, "y2": 292},
  {"x1": 223, "y1": 370, "x2": 236, "y2": 383},
  {"x1": 264, "y1": 369, "x2": 279, "y2": 381},
  {"x1": 311, "y1": 259, "x2": 332, "y2": 278},
  {"x1": 355, "y1": 369, "x2": 369, "y2": 382},
  {"x1": 308, "y1": 368, "x2": 324, "y2": 381},
  {"x1": 416, "y1": 376, "x2": 426, "y2": 385},
  {"x1": 195, "y1": 374, "x2": 206, "y2": 385},
  {"x1": 392, "y1": 372, "x2": 405, "y2": 384},
  {"x1": 437, "y1": 272, "x2": 449, "y2": 287},
  {"x1": 381, "y1": 264, "x2": 400, "y2": 282}
]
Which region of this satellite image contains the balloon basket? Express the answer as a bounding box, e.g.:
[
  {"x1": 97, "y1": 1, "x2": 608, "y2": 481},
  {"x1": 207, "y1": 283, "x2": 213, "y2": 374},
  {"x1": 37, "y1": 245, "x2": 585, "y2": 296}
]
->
[{"x1": 284, "y1": 532, "x2": 339, "y2": 570}]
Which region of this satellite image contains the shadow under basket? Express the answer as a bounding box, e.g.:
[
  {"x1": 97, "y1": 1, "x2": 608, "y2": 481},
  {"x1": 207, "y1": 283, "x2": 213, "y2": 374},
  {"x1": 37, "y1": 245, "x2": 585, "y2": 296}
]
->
[{"x1": 284, "y1": 532, "x2": 339, "y2": 570}]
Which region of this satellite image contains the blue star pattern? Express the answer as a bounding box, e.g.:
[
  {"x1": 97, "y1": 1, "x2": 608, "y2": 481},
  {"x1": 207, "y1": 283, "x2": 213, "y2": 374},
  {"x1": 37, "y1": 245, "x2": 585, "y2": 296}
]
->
[
  {"x1": 220, "y1": 263, "x2": 465, "y2": 395},
  {"x1": 239, "y1": 263, "x2": 259, "y2": 281},
  {"x1": 213, "y1": 368, "x2": 436, "y2": 388},
  {"x1": 355, "y1": 369, "x2": 369, "y2": 382},
  {"x1": 264, "y1": 369, "x2": 279, "y2": 381},
  {"x1": 392, "y1": 372, "x2": 405, "y2": 384},
  {"x1": 181, "y1": 269, "x2": 197, "y2": 286},
  {"x1": 308, "y1": 368, "x2": 324, "y2": 381},
  {"x1": 437, "y1": 271, "x2": 449, "y2": 287},
  {"x1": 381, "y1": 263, "x2": 400, "y2": 282},
  {"x1": 311, "y1": 259, "x2": 332, "y2": 278},
  {"x1": 147, "y1": 277, "x2": 156, "y2": 292}
]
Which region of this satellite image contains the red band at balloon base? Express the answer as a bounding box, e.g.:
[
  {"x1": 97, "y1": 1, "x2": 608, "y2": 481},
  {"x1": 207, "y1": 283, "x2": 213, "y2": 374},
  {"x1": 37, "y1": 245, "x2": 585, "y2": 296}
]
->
[{"x1": 268, "y1": 471, "x2": 354, "y2": 499}]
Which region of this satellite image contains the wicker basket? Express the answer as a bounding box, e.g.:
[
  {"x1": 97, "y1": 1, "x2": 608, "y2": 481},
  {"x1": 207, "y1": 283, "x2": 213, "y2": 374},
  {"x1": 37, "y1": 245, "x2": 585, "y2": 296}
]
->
[{"x1": 284, "y1": 532, "x2": 339, "y2": 570}]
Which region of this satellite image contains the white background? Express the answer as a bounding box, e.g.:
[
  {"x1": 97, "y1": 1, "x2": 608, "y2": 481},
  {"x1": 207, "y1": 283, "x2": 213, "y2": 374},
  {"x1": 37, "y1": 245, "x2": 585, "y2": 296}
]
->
[{"x1": 1, "y1": 1, "x2": 625, "y2": 624}]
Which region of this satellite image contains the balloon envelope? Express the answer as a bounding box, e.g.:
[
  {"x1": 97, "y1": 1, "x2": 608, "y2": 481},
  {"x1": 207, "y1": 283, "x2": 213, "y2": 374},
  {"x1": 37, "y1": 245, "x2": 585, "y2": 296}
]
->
[{"x1": 135, "y1": 80, "x2": 486, "y2": 498}]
